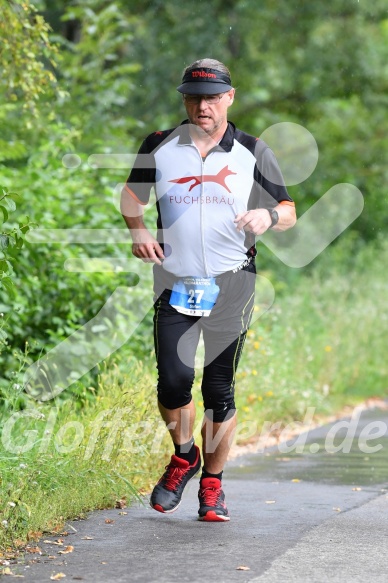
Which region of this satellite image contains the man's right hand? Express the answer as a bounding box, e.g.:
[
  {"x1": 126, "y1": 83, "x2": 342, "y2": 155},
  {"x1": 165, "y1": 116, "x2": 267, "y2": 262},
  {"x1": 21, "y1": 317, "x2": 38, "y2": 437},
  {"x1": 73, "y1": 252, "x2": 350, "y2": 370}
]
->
[
  {"x1": 120, "y1": 189, "x2": 165, "y2": 265},
  {"x1": 131, "y1": 230, "x2": 165, "y2": 265}
]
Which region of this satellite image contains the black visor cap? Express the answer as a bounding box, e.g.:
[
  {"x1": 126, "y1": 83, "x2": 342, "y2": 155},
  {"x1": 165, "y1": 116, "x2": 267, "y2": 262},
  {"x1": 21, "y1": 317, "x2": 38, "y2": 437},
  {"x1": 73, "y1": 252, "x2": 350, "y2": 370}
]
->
[{"x1": 177, "y1": 67, "x2": 233, "y2": 95}]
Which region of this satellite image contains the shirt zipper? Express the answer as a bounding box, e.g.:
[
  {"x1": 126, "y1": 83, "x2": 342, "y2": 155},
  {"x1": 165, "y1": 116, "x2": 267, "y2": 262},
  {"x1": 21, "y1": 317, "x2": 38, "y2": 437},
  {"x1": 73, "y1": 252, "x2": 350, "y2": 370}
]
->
[
  {"x1": 199, "y1": 154, "x2": 210, "y2": 277},
  {"x1": 190, "y1": 143, "x2": 210, "y2": 277}
]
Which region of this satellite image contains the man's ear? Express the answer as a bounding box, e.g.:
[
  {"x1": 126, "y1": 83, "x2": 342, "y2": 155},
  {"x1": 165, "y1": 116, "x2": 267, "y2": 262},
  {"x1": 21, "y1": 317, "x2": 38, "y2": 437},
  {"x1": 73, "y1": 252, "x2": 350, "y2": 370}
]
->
[{"x1": 228, "y1": 89, "x2": 235, "y2": 105}]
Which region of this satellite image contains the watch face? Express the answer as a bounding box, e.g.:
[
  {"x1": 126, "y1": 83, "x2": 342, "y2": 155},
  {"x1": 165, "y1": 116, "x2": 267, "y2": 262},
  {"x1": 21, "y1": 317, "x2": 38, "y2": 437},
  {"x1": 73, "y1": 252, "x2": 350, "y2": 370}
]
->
[{"x1": 270, "y1": 209, "x2": 279, "y2": 227}]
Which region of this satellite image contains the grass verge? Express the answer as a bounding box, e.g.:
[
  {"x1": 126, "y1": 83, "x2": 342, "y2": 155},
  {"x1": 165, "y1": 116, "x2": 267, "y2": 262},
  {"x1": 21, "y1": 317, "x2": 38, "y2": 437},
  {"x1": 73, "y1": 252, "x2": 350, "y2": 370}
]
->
[{"x1": 0, "y1": 359, "x2": 167, "y2": 554}]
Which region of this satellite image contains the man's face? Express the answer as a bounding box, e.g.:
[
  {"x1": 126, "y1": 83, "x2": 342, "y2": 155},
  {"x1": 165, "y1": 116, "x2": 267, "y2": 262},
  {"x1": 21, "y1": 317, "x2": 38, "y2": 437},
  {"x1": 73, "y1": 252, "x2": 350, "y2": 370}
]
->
[{"x1": 183, "y1": 89, "x2": 235, "y2": 137}]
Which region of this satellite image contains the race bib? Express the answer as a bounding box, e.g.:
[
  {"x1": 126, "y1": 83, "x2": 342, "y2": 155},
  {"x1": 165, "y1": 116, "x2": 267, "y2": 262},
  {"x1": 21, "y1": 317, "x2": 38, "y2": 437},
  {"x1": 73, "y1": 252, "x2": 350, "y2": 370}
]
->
[{"x1": 169, "y1": 276, "x2": 220, "y2": 317}]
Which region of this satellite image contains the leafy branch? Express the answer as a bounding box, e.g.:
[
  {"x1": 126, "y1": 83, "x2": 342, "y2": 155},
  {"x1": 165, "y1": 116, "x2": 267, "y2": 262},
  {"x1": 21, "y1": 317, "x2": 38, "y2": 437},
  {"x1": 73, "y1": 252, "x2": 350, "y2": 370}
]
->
[
  {"x1": 0, "y1": 188, "x2": 33, "y2": 299},
  {"x1": 0, "y1": 0, "x2": 60, "y2": 115}
]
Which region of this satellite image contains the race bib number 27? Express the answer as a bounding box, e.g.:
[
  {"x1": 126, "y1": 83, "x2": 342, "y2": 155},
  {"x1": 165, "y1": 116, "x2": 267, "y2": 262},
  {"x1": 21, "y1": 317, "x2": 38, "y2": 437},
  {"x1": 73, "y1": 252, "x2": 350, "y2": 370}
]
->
[{"x1": 169, "y1": 276, "x2": 220, "y2": 317}]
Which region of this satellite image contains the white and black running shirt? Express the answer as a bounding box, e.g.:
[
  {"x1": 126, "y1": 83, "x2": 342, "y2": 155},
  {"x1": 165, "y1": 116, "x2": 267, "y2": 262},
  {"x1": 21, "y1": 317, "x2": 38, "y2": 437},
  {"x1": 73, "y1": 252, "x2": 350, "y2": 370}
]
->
[{"x1": 125, "y1": 121, "x2": 294, "y2": 277}]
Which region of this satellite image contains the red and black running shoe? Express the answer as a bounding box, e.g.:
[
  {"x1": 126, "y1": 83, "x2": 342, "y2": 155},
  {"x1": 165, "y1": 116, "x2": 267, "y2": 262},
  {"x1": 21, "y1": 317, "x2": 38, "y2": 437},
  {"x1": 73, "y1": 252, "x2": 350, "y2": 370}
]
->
[
  {"x1": 198, "y1": 477, "x2": 230, "y2": 522},
  {"x1": 150, "y1": 445, "x2": 201, "y2": 513}
]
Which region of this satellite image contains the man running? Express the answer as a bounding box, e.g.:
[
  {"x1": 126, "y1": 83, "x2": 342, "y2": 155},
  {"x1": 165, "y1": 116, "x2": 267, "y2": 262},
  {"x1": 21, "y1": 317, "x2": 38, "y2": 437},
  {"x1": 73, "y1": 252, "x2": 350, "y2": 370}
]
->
[{"x1": 121, "y1": 58, "x2": 296, "y2": 521}]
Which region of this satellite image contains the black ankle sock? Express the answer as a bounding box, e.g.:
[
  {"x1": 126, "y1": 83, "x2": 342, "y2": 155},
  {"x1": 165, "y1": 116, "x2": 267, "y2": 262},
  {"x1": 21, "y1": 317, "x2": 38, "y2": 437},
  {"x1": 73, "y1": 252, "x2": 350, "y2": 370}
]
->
[
  {"x1": 174, "y1": 438, "x2": 196, "y2": 464},
  {"x1": 201, "y1": 467, "x2": 223, "y2": 481}
]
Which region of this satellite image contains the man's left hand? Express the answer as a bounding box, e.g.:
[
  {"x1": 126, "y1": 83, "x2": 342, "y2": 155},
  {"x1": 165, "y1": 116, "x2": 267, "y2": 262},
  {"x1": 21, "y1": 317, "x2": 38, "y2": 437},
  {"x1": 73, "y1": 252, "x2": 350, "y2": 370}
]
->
[{"x1": 234, "y1": 209, "x2": 272, "y2": 236}]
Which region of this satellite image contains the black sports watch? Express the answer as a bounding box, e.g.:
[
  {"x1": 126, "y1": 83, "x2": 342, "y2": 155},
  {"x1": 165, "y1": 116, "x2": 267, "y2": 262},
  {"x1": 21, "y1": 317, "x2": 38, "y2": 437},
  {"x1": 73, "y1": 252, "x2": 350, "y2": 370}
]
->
[{"x1": 268, "y1": 208, "x2": 279, "y2": 228}]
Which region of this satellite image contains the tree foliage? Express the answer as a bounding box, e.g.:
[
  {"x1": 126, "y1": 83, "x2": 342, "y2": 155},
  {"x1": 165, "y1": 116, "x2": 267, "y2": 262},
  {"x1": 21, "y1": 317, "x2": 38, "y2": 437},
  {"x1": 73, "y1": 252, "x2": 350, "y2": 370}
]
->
[
  {"x1": 0, "y1": 0, "x2": 59, "y2": 111},
  {"x1": 0, "y1": 0, "x2": 387, "y2": 401}
]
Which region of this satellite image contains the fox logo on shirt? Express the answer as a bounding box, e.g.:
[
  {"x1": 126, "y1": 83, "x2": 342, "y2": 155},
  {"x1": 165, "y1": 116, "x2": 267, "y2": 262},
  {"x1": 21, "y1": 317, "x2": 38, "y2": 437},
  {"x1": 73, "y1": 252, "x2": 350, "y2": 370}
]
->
[{"x1": 169, "y1": 165, "x2": 236, "y2": 193}]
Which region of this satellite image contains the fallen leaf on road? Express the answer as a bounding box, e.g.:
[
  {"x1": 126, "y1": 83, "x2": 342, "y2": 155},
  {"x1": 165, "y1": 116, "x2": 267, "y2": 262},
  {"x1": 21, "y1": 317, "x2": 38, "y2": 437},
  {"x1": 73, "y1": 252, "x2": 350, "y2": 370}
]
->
[
  {"x1": 115, "y1": 497, "x2": 127, "y2": 509},
  {"x1": 265, "y1": 500, "x2": 276, "y2": 504},
  {"x1": 333, "y1": 507, "x2": 341, "y2": 512},
  {"x1": 27, "y1": 530, "x2": 42, "y2": 541},
  {"x1": 81, "y1": 537, "x2": 94, "y2": 540},
  {"x1": 50, "y1": 574, "x2": 66, "y2": 581},
  {"x1": 25, "y1": 546, "x2": 42, "y2": 554},
  {"x1": 58, "y1": 546, "x2": 74, "y2": 555},
  {"x1": 44, "y1": 540, "x2": 64, "y2": 546},
  {"x1": 352, "y1": 487, "x2": 362, "y2": 491},
  {"x1": 291, "y1": 478, "x2": 301, "y2": 483},
  {"x1": 118, "y1": 512, "x2": 128, "y2": 516},
  {"x1": 104, "y1": 519, "x2": 114, "y2": 524},
  {"x1": 236, "y1": 565, "x2": 250, "y2": 571},
  {"x1": 6, "y1": 556, "x2": 21, "y2": 563},
  {"x1": 1, "y1": 567, "x2": 24, "y2": 577},
  {"x1": 46, "y1": 520, "x2": 65, "y2": 535},
  {"x1": 48, "y1": 556, "x2": 57, "y2": 560}
]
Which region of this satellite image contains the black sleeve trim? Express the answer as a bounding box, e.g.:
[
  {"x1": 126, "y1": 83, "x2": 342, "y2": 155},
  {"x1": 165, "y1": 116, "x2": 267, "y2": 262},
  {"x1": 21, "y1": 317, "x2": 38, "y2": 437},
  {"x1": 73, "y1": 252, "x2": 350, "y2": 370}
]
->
[
  {"x1": 124, "y1": 129, "x2": 176, "y2": 205},
  {"x1": 124, "y1": 138, "x2": 155, "y2": 205},
  {"x1": 253, "y1": 140, "x2": 293, "y2": 208}
]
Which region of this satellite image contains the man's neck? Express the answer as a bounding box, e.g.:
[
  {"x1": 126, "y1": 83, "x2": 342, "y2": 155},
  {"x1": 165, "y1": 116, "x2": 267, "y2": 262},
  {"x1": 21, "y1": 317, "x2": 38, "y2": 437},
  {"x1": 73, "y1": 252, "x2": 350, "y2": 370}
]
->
[{"x1": 189, "y1": 122, "x2": 228, "y2": 156}]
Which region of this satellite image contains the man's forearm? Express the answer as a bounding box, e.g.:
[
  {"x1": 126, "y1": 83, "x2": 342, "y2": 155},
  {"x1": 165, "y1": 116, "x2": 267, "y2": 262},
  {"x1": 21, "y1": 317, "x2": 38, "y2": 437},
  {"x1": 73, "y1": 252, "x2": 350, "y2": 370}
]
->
[
  {"x1": 121, "y1": 188, "x2": 148, "y2": 241},
  {"x1": 123, "y1": 214, "x2": 147, "y2": 240},
  {"x1": 271, "y1": 204, "x2": 297, "y2": 232}
]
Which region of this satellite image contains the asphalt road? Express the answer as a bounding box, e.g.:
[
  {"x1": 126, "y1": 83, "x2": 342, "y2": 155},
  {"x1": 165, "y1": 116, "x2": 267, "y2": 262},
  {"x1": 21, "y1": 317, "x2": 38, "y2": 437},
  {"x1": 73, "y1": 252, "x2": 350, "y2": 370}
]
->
[{"x1": 11, "y1": 407, "x2": 388, "y2": 582}]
